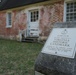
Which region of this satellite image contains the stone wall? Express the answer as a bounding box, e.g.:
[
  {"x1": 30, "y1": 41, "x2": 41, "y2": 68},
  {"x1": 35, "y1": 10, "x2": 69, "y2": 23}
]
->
[{"x1": 0, "y1": 0, "x2": 64, "y2": 40}]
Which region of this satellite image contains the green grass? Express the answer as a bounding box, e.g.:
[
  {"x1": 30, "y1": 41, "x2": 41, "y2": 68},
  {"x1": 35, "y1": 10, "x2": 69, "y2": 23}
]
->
[{"x1": 0, "y1": 39, "x2": 43, "y2": 75}]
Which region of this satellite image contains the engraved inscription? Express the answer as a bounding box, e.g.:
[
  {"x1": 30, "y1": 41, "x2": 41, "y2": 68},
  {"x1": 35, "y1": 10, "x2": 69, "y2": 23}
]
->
[{"x1": 46, "y1": 29, "x2": 71, "y2": 54}]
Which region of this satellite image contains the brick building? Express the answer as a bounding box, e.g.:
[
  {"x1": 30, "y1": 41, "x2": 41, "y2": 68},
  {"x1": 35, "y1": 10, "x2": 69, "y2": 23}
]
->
[{"x1": 0, "y1": 0, "x2": 75, "y2": 41}]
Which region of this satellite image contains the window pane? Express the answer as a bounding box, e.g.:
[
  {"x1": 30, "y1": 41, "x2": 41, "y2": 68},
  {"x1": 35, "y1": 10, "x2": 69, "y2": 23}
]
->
[
  {"x1": 69, "y1": 8, "x2": 73, "y2": 12},
  {"x1": 74, "y1": 13, "x2": 76, "y2": 21},
  {"x1": 30, "y1": 10, "x2": 39, "y2": 22},
  {"x1": 8, "y1": 13, "x2": 12, "y2": 25},
  {"x1": 70, "y1": 13, "x2": 74, "y2": 17},
  {"x1": 74, "y1": 2, "x2": 76, "y2": 8},
  {"x1": 66, "y1": 17, "x2": 69, "y2": 20},
  {"x1": 66, "y1": 2, "x2": 76, "y2": 22},
  {"x1": 67, "y1": 3, "x2": 70, "y2": 7},
  {"x1": 67, "y1": 9, "x2": 69, "y2": 12},
  {"x1": 74, "y1": 8, "x2": 76, "y2": 12}
]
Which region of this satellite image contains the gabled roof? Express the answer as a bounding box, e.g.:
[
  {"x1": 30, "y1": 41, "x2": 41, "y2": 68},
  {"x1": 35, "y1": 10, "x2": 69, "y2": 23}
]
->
[{"x1": 0, "y1": 0, "x2": 48, "y2": 11}]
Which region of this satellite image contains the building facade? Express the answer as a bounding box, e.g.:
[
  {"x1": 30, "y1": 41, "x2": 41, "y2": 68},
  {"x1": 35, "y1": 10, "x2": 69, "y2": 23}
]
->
[{"x1": 0, "y1": 0, "x2": 75, "y2": 41}]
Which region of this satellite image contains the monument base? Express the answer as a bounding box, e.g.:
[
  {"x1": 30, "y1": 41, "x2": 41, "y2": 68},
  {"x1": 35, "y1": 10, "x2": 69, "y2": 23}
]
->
[
  {"x1": 35, "y1": 22, "x2": 76, "y2": 75},
  {"x1": 35, "y1": 53, "x2": 76, "y2": 75}
]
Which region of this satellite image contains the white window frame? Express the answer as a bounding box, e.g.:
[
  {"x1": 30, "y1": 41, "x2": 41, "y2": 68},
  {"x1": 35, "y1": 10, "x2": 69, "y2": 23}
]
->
[
  {"x1": 29, "y1": 9, "x2": 39, "y2": 22},
  {"x1": 24, "y1": 6, "x2": 42, "y2": 23},
  {"x1": 6, "y1": 11, "x2": 12, "y2": 28},
  {"x1": 63, "y1": 1, "x2": 76, "y2": 22},
  {"x1": 63, "y1": 1, "x2": 67, "y2": 22}
]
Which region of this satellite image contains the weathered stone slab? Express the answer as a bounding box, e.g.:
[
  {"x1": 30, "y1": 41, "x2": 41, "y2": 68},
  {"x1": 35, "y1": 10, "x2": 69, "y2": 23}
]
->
[
  {"x1": 35, "y1": 53, "x2": 76, "y2": 75},
  {"x1": 35, "y1": 22, "x2": 76, "y2": 75}
]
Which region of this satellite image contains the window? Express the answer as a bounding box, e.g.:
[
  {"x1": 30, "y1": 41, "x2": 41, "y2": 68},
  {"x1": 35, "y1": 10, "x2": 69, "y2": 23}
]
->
[
  {"x1": 6, "y1": 12, "x2": 12, "y2": 27},
  {"x1": 65, "y1": 2, "x2": 76, "y2": 22},
  {"x1": 30, "y1": 10, "x2": 39, "y2": 22}
]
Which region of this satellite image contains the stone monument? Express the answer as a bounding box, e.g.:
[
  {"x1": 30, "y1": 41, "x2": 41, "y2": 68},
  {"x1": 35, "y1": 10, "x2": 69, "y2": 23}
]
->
[{"x1": 35, "y1": 22, "x2": 76, "y2": 75}]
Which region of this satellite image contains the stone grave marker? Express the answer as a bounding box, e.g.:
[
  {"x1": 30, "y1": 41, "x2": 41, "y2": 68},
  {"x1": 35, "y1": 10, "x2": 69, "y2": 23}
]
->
[{"x1": 35, "y1": 22, "x2": 76, "y2": 75}]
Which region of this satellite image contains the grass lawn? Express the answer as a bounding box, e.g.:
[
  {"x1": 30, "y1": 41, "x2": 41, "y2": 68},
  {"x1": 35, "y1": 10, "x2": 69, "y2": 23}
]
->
[{"x1": 0, "y1": 39, "x2": 43, "y2": 75}]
